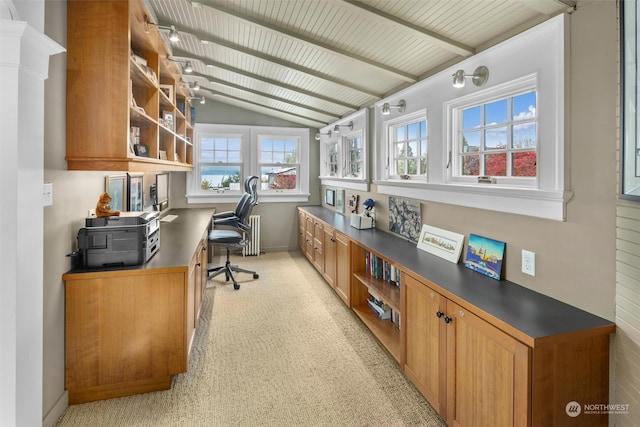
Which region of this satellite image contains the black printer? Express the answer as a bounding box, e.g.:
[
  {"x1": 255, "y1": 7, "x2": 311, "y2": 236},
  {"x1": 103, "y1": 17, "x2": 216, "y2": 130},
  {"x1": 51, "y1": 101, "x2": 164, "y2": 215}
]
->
[{"x1": 77, "y1": 212, "x2": 160, "y2": 268}]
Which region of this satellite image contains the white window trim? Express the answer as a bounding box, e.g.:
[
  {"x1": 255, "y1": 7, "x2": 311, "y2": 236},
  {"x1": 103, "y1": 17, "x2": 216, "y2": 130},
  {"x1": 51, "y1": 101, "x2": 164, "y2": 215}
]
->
[
  {"x1": 187, "y1": 123, "x2": 310, "y2": 204},
  {"x1": 383, "y1": 109, "x2": 428, "y2": 182},
  {"x1": 319, "y1": 109, "x2": 370, "y2": 192},
  {"x1": 445, "y1": 74, "x2": 539, "y2": 188},
  {"x1": 373, "y1": 14, "x2": 570, "y2": 221}
]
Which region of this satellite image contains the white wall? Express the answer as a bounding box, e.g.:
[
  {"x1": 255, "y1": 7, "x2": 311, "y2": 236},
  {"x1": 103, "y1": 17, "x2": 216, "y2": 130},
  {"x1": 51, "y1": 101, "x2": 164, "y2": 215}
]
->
[{"x1": 1, "y1": 0, "x2": 64, "y2": 425}]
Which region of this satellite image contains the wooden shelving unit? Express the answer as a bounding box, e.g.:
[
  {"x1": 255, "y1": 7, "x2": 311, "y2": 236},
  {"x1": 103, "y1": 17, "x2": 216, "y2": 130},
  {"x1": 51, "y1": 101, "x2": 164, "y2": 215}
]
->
[
  {"x1": 351, "y1": 245, "x2": 402, "y2": 361},
  {"x1": 66, "y1": 0, "x2": 193, "y2": 172}
]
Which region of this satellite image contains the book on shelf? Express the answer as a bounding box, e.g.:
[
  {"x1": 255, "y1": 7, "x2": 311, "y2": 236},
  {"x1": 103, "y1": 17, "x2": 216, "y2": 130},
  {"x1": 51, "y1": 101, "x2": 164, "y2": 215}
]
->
[
  {"x1": 367, "y1": 291, "x2": 392, "y2": 320},
  {"x1": 364, "y1": 251, "x2": 401, "y2": 287}
]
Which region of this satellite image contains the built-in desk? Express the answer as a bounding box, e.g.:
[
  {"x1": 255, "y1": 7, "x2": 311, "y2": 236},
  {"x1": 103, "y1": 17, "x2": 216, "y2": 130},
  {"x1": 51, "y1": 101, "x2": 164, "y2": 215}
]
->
[
  {"x1": 299, "y1": 206, "x2": 615, "y2": 427},
  {"x1": 63, "y1": 208, "x2": 213, "y2": 404}
]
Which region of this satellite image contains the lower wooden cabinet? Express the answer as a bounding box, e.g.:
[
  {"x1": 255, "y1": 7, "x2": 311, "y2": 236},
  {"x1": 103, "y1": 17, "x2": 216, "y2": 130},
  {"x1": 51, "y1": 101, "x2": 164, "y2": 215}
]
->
[
  {"x1": 404, "y1": 274, "x2": 446, "y2": 414},
  {"x1": 64, "y1": 270, "x2": 188, "y2": 404},
  {"x1": 445, "y1": 299, "x2": 530, "y2": 427},
  {"x1": 334, "y1": 231, "x2": 350, "y2": 305},
  {"x1": 323, "y1": 224, "x2": 336, "y2": 288},
  {"x1": 298, "y1": 206, "x2": 613, "y2": 427}
]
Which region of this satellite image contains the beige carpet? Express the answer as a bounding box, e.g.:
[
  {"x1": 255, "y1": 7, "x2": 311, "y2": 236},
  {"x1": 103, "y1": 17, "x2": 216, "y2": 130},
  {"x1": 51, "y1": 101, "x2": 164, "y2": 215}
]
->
[{"x1": 55, "y1": 251, "x2": 446, "y2": 427}]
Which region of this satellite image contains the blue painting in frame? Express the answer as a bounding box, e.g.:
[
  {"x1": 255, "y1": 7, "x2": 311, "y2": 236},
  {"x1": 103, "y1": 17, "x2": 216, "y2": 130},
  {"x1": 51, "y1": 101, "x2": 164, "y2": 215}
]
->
[{"x1": 464, "y1": 234, "x2": 506, "y2": 280}]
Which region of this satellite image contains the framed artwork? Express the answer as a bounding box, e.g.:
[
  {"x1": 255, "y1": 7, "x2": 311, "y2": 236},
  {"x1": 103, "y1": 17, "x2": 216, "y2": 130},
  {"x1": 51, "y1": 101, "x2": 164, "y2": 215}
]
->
[
  {"x1": 389, "y1": 196, "x2": 422, "y2": 242},
  {"x1": 159, "y1": 84, "x2": 173, "y2": 101},
  {"x1": 417, "y1": 225, "x2": 465, "y2": 264},
  {"x1": 134, "y1": 144, "x2": 149, "y2": 157},
  {"x1": 325, "y1": 188, "x2": 335, "y2": 206},
  {"x1": 346, "y1": 191, "x2": 359, "y2": 213},
  {"x1": 335, "y1": 189, "x2": 345, "y2": 214},
  {"x1": 105, "y1": 174, "x2": 126, "y2": 213},
  {"x1": 127, "y1": 173, "x2": 144, "y2": 211},
  {"x1": 464, "y1": 234, "x2": 506, "y2": 280}
]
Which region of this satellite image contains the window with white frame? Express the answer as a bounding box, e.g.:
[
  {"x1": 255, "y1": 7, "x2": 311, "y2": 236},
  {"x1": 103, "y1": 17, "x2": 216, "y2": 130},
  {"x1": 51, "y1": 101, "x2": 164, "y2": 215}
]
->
[
  {"x1": 452, "y1": 89, "x2": 537, "y2": 185},
  {"x1": 346, "y1": 134, "x2": 363, "y2": 178},
  {"x1": 199, "y1": 134, "x2": 243, "y2": 190},
  {"x1": 187, "y1": 124, "x2": 309, "y2": 203},
  {"x1": 327, "y1": 140, "x2": 339, "y2": 177},
  {"x1": 259, "y1": 135, "x2": 300, "y2": 192},
  {"x1": 389, "y1": 117, "x2": 427, "y2": 178},
  {"x1": 319, "y1": 109, "x2": 369, "y2": 191}
]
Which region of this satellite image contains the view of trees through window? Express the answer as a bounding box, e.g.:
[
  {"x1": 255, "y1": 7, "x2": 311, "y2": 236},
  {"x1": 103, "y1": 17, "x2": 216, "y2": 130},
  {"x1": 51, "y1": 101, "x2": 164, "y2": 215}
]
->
[
  {"x1": 392, "y1": 119, "x2": 427, "y2": 177},
  {"x1": 259, "y1": 137, "x2": 299, "y2": 190},
  {"x1": 459, "y1": 91, "x2": 537, "y2": 178}
]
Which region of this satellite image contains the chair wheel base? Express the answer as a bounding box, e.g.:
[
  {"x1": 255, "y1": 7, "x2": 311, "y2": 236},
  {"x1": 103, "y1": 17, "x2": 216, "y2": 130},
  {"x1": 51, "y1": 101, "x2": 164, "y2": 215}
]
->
[
  {"x1": 233, "y1": 283, "x2": 240, "y2": 290},
  {"x1": 253, "y1": 274, "x2": 259, "y2": 279}
]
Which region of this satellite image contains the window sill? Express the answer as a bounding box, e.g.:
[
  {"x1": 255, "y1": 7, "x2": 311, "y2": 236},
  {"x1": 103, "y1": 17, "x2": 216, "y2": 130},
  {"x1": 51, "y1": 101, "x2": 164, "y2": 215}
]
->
[
  {"x1": 319, "y1": 177, "x2": 369, "y2": 191},
  {"x1": 374, "y1": 180, "x2": 573, "y2": 221},
  {"x1": 187, "y1": 192, "x2": 310, "y2": 204}
]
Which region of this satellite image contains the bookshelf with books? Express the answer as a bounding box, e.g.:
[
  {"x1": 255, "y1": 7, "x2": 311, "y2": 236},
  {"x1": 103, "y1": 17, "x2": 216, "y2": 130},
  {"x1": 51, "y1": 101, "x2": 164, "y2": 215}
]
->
[
  {"x1": 351, "y1": 244, "x2": 402, "y2": 361},
  {"x1": 66, "y1": 0, "x2": 193, "y2": 172}
]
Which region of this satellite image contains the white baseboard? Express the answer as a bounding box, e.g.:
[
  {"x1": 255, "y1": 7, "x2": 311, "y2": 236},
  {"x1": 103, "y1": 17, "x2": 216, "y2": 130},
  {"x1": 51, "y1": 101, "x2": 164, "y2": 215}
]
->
[{"x1": 42, "y1": 391, "x2": 68, "y2": 427}]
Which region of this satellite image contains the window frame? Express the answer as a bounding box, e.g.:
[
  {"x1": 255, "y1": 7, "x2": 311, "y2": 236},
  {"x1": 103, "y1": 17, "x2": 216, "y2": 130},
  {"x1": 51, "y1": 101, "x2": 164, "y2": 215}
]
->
[
  {"x1": 622, "y1": 0, "x2": 640, "y2": 200},
  {"x1": 187, "y1": 124, "x2": 309, "y2": 204},
  {"x1": 446, "y1": 75, "x2": 539, "y2": 188},
  {"x1": 319, "y1": 109, "x2": 369, "y2": 192},
  {"x1": 384, "y1": 110, "x2": 428, "y2": 181}
]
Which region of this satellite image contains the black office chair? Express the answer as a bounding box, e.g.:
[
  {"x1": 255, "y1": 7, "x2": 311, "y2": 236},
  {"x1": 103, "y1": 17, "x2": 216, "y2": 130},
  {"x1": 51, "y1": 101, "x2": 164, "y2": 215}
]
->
[
  {"x1": 207, "y1": 175, "x2": 260, "y2": 290},
  {"x1": 211, "y1": 176, "x2": 255, "y2": 228}
]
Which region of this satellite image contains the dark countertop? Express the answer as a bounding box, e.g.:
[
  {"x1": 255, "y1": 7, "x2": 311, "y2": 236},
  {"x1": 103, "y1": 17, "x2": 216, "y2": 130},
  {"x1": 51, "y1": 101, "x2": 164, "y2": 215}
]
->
[
  {"x1": 300, "y1": 206, "x2": 615, "y2": 345},
  {"x1": 64, "y1": 208, "x2": 213, "y2": 276}
]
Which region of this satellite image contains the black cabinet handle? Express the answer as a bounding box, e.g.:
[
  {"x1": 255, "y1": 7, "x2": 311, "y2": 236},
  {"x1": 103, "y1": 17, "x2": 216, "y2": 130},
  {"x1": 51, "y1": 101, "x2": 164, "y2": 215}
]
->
[
  {"x1": 444, "y1": 316, "x2": 453, "y2": 324},
  {"x1": 436, "y1": 311, "x2": 444, "y2": 318}
]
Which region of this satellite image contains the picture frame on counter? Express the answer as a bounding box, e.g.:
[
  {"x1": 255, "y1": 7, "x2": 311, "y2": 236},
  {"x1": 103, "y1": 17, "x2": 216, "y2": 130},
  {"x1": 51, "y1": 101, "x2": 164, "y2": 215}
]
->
[{"x1": 417, "y1": 225, "x2": 464, "y2": 264}]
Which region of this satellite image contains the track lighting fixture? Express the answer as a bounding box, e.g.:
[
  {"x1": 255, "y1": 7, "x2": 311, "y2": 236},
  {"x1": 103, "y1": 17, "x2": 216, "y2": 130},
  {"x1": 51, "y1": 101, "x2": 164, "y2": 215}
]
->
[
  {"x1": 333, "y1": 121, "x2": 353, "y2": 133},
  {"x1": 314, "y1": 130, "x2": 332, "y2": 141},
  {"x1": 168, "y1": 56, "x2": 193, "y2": 73},
  {"x1": 189, "y1": 96, "x2": 205, "y2": 104},
  {"x1": 452, "y1": 65, "x2": 489, "y2": 88},
  {"x1": 381, "y1": 100, "x2": 406, "y2": 115},
  {"x1": 144, "y1": 16, "x2": 180, "y2": 43}
]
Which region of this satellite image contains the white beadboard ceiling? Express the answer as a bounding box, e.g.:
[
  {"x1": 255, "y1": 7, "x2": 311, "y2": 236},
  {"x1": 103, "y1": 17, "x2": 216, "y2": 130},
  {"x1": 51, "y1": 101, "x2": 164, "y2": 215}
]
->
[{"x1": 144, "y1": 0, "x2": 573, "y2": 128}]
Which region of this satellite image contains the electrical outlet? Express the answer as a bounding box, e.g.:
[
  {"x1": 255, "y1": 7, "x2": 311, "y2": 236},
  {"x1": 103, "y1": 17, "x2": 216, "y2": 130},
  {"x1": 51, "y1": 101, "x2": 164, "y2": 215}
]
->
[
  {"x1": 88, "y1": 208, "x2": 96, "y2": 217},
  {"x1": 522, "y1": 250, "x2": 536, "y2": 276}
]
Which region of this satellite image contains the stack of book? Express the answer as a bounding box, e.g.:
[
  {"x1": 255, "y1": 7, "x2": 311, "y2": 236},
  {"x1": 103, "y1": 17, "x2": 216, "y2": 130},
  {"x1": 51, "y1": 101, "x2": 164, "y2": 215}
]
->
[{"x1": 367, "y1": 291, "x2": 392, "y2": 320}]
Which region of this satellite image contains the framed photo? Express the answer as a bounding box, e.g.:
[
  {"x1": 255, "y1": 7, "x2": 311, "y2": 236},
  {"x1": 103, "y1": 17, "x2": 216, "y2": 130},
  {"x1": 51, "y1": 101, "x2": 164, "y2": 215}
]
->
[
  {"x1": 127, "y1": 173, "x2": 144, "y2": 212},
  {"x1": 335, "y1": 189, "x2": 345, "y2": 214},
  {"x1": 159, "y1": 150, "x2": 168, "y2": 160},
  {"x1": 389, "y1": 196, "x2": 422, "y2": 242},
  {"x1": 105, "y1": 174, "x2": 127, "y2": 213},
  {"x1": 159, "y1": 84, "x2": 173, "y2": 101},
  {"x1": 464, "y1": 234, "x2": 506, "y2": 280},
  {"x1": 417, "y1": 225, "x2": 465, "y2": 264},
  {"x1": 134, "y1": 144, "x2": 149, "y2": 157},
  {"x1": 162, "y1": 110, "x2": 174, "y2": 131},
  {"x1": 325, "y1": 188, "x2": 335, "y2": 206}
]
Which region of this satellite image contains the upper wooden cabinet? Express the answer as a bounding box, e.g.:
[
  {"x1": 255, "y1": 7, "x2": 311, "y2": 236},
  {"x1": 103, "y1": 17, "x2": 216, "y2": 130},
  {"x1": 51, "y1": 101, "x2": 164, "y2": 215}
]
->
[{"x1": 66, "y1": 0, "x2": 193, "y2": 172}]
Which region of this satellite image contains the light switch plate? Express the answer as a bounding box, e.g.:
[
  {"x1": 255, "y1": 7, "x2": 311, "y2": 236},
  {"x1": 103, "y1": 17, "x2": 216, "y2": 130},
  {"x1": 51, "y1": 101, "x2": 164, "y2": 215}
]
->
[{"x1": 43, "y1": 183, "x2": 53, "y2": 206}]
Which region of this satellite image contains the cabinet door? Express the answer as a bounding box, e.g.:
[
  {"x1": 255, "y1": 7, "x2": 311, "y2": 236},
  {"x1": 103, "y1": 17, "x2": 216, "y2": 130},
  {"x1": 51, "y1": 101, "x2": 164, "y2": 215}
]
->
[
  {"x1": 313, "y1": 219, "x2": 324, "y2": 271},
  {"x1": 323, "y1": 225, "x2": 336, "y2": 287},
  {"x1": 305, "y1": 215, "x2": 314, "y2": 261},
  {"x1": 298, "y1": 210, "x2": 306, "y2": 251},
  {"x1": 334, "y1": 232, "x2": 350, "y2": 306},
  {"x1": 446, "y1": 301, "x2": 531, "y2": 427},
  {"x1": 404, "y1": 274, "x2": 447, "y2": 414}
]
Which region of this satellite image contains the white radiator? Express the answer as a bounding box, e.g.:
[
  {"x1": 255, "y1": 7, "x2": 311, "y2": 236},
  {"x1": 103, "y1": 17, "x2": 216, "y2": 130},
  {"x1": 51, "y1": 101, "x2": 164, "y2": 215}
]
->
[{"x1": 243, "y1": 215, "x2": 261, "y2": 256}]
